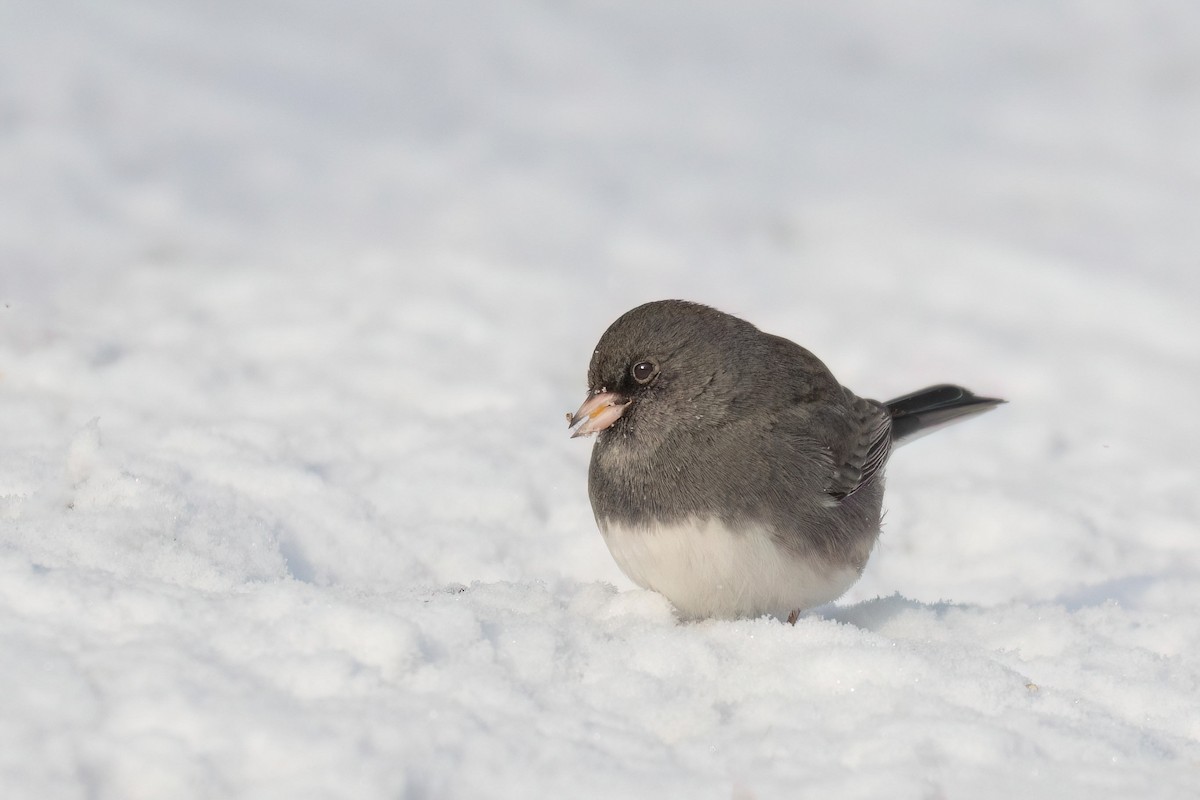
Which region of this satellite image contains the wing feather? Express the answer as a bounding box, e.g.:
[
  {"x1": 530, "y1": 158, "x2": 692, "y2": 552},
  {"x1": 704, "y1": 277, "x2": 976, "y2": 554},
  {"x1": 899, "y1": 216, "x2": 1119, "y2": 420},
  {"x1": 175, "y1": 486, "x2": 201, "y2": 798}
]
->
[{"x1": 825, "y1": 392, "x2": 892, "y2": 501}]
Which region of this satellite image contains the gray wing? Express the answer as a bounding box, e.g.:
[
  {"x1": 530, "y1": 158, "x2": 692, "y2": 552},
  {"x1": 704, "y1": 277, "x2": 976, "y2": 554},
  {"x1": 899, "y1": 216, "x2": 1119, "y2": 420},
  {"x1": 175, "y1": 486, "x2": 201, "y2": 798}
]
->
[{"x1": 825, "y1": 391, "x2": 892, "y2": 501}]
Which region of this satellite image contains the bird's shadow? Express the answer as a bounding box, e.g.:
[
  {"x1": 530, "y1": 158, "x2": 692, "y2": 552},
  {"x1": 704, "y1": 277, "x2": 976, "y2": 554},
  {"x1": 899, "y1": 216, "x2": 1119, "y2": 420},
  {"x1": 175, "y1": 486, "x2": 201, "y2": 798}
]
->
[
  {"x1": 811, "y1": 572, "x2": 1166, "y2": 632},
  {"x1": 812, "y1": 593, "x2": 964, "y2": 632}
]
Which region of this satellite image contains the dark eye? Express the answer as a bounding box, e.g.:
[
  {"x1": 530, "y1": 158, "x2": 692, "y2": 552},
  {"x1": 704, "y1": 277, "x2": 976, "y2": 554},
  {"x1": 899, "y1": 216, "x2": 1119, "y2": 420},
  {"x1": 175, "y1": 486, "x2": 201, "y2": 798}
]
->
[{"x1": 631, "y1": 361, "x2": 657, "y2": 384}]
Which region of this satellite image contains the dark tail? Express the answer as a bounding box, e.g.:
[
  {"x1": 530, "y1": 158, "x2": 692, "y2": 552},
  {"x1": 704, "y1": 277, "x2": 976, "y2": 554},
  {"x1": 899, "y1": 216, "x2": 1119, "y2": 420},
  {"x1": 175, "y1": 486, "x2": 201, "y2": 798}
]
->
[{"x1": 886, "y1": 384, "x2": 1005, "y2": 446}]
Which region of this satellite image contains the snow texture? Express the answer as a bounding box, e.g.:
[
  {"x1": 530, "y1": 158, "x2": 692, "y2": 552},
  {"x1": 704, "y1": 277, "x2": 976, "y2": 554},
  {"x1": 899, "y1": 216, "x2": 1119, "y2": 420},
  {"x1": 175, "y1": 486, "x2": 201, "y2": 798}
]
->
[{"x1": 3, "y1": 1, "x2": 1199, "y2": 798}]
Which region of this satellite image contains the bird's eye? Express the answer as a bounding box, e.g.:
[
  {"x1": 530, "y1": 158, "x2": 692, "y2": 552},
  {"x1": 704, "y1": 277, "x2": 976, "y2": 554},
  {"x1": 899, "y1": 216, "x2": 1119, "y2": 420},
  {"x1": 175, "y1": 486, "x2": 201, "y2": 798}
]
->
[{"x1": 631, "y1": 361, "x2": 658, "y2": 384}]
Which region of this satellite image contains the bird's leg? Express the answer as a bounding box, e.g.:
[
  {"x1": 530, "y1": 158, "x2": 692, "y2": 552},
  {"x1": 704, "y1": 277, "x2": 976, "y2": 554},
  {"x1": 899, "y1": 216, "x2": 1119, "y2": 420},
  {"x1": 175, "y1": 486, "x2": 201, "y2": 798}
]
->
[{"x1": 786, "y1": 609, "x2": 800, "y2": 625}]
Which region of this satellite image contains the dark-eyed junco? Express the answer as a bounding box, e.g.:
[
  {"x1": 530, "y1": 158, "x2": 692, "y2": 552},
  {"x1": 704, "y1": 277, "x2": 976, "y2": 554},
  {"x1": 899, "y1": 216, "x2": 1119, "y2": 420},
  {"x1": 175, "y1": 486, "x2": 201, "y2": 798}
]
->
[{"x1": 568, "y1": 300, "x2": 1003, "y2": 622}]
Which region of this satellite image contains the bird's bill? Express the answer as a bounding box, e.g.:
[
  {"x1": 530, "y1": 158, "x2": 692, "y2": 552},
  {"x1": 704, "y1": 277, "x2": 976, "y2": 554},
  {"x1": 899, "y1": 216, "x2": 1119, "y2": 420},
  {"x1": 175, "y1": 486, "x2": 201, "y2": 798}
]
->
[{"x1": 568, "y1": 391, "x2": 631, "y2": 438}]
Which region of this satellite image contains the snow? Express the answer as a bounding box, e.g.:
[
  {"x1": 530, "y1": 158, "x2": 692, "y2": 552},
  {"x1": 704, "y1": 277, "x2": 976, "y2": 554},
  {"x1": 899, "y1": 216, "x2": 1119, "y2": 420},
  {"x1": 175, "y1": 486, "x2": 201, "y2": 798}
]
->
[{"x1": 3, "y1": 1, "x2": 1199, "y2": 798}]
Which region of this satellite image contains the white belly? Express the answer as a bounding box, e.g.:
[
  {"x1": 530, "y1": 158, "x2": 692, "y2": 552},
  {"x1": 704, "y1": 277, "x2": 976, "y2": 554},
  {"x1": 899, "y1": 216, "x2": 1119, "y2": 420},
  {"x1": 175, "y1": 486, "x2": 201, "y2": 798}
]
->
[{"x1": 599, "y1": 517, "x2": 860, "y2": 621}]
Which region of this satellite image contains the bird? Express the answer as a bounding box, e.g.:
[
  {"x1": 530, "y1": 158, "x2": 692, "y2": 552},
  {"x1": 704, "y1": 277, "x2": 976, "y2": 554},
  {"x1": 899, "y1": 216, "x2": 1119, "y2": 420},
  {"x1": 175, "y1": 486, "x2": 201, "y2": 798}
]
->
[{"x1": 567, "y1": 300, "x2": 1003, "y2": 622}]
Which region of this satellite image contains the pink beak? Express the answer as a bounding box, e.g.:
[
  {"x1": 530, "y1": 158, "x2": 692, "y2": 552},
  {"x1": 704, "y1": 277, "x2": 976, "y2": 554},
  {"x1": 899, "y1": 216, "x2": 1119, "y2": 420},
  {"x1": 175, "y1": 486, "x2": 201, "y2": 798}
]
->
[{"x1": 567, "y1": 391, "x2": 631, "y2": 438}]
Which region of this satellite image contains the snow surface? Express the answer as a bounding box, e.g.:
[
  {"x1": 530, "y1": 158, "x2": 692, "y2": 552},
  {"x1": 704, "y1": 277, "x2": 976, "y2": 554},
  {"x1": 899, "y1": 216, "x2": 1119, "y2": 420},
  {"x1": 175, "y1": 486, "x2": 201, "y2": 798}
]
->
[{"x1": 3, "y1": 1, "x2": 1200, "y2": 798}]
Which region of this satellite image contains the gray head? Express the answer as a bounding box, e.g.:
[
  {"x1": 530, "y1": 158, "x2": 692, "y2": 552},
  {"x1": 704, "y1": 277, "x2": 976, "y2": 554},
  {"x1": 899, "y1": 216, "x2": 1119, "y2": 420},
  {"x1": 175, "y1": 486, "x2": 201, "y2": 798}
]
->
[{"x1": 568, "y1": 300, "x2": 784, "y2": 442}]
